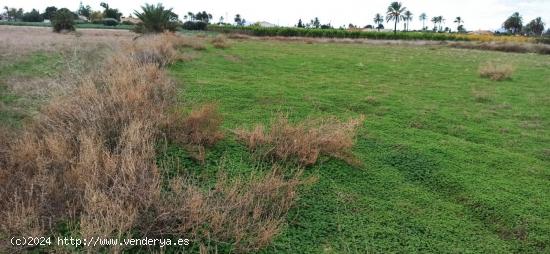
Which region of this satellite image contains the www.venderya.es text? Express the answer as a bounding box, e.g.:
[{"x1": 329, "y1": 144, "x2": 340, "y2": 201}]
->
[{"x1": 11, "y1": 236, "x2": 190, "y2": 248}]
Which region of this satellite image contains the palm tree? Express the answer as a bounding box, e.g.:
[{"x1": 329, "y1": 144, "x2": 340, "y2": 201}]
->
[
  {"x1": 419, "y1": 13, "x2": 427, "y2": 30},
  {"x1": 432, "y1": 16, "x2": 444, "y2": 31},
  {"x1": 454, "y1": 17, "x2": 463, "y2": 32},
  {"x1": 386, "y1": 2, "x2": 406, "y2": 34},
  {"x1": 431, "y1": 16, "x2": 438, "y2": 31},
  {"x1": 134, "y1": 3, "x2": 179, "y2": 33},
  {"x1": 403, "y1": 11, "x2": 413, "y2": 31},
  {"x1": 374, "y1": 13, "x2": 384, "y2": 31}
]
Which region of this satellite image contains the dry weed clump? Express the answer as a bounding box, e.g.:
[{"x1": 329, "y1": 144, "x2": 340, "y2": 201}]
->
[
  {"x1": 165, "y1": 104, "x2": 224, "y2": 162},
  {"x1": 1, "y1": 55, "x2": 171, "y2": 252},
  {"x1": 126, "y1": 33, "x2": 205, "y2": 67},
  {"x1": 152, "y1": 166, "x2": 307, "y2": 253},
  {"x1": 211, "y1": 35, "x2": 231, "y2": 49},
  {"x1": 236, "y1": 115, "x2": 365, "y2": 167},
  {"x1": 448, "y1": 41, "x2": 550, "y2": 55},
  {"x1": 479, "y1": 62, "x2": 515, "y2": 81},
  {"x1": 1, "y1": 33, "x2": 300, "y2": 253}
]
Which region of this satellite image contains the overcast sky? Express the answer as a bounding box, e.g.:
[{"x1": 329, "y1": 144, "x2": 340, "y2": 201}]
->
[{"x1": 3, "y1": 0, "x2": 549, "y2": 31}]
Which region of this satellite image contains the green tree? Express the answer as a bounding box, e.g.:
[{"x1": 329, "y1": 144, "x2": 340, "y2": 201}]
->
[
  {"x1": 374, "y1": 13, "x2": 384, "y2": 31},
  {"x1": 100, "y1": 2, "x2": 122, "y2": 21},
  {"x1": 297, "y1": 19, "x2": 304, "y2": 28},
  {"x1": 403, "y1": 10, "x2": 413, "y2": 31},
  {"x1": 43, "y1": 6, "x2": 57, "y2": 20},
  {"x1": 419, "y1": 13, "x2": 427, "y2": 30},
  {"x1": 133, "y1": 3, "x2": 178, "y2": 33},
  {"x1": 310, "y1": 17, "x2": 321, "y2": 28},
  {"x1": 22, "y1": 9, "x2": 44, "y2": 22},
  {"x1": 386, "y1": 2, "x2": 406, "y2": 34},
  {"x1": 454, "y1": 17, "x2": 463, "y2": 32},
  {"x1": 525, "y1": 17, "x2": 545, "y2": 36},
  {"x1": 431, "y1": 16, "x2": 444, "y2": 31},
  {"x1": 52, "y1": 8, "x2": 75, "y2": 32},
  {"x1": 194, "y1": 11, "x2": 212, "y2": 23},
  {"x1": 234, "y1": 14, "x2": 246, "y2": 26},
  {"x1": 503, "y1": 12, "x2": 522, "y2": 34},
  {"x1": 5, "y1": 8, "x2": 23, "y2": 21},
  {"x1": 78, "y1": 2, "x2": 92, "y2": 18}
]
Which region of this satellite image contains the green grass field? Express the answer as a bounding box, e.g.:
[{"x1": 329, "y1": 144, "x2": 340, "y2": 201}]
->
[
  {"x1": 169, "y1": 40, "x2": 550, "y2": 253},
  {"x1": 1, "y1": 36, "x2": 549, "y2": 253}
]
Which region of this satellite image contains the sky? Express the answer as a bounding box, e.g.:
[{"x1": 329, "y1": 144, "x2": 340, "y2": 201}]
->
[{"x1": 2, "y1": 0, "x2": 549, "y2": 31}]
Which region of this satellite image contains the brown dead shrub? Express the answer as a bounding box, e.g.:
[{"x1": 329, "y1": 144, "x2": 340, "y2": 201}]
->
[
  {"x1": 479, "y1": 62, "x2": 515, "y2": 81},
  {"x1": 165, "y1": 104, "x2": 224, "y2": 162},
  {"x1": 448, "y1": 41, "x2": 550, "y2": 55},
  {"x1": 236, "y1": 115, "x2": 365, "y2": 167},
  {"x1": 151, "y1": 166, "x2": 308, "y2": 253},
  {"x1": 126, "y1": 33, "x2": 205, "y2": 67},
  {"x1": 211, "y1": 35, "x2": 231, "y2": 49}
]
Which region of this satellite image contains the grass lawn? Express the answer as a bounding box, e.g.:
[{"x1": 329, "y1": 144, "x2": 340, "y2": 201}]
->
[{"x1": 169, "y1": 39, "x2": 550, "y2": 253}]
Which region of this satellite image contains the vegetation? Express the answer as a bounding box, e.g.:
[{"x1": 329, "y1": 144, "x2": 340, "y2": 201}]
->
[
  {"x1": 374, "y1": 13, "x2": 384, "y2": 31},
  {"x1": 236, "y1": 115, "x2": 364, "y2": 167},
  {"x1": 100, "y1": 2, "x2": 122, "y2": 21},
  {"x1": 386, "y1": 1, "x2": 406, "y2": 34},
  {"x1": 478, "y1": 61, "x2": 515, "y2": 81},
  {"x1": 525, "y1": 17, "x2": 545, "y2": 36},
  {"x1": 133, "y1": 3, "x2": 178, "y2": 33},
  {"x1": 419, "y1": 12, "x2": 427, "y2": 30},
  {"x1": 504, "y1": 12, "x2": 523, "y2": 34},
  {"x1": 21, "y1": 9, "x2": 44, "y2": 22},
  {"x1": 208, "y1": 25, "x2": 542, "y2": 46},
  {"x1": 0, "y1": 32, "x2": 311, "y2": 253},
  {"x1": 168, "y1": 38, "x2": 550, "y2": 253},
  {"x1": 1, "y1": 0, "x2": 549, "y2": 252},
  {"x1": 51, "y1": 8, "x2": 75, "y2": 32}
]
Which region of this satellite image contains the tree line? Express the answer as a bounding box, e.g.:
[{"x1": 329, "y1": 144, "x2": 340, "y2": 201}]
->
[{"x1": 1, "y1": 1, "x2": 547, "y2": 36}]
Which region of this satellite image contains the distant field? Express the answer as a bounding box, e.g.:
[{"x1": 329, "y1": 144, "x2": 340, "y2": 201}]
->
[{"x1": 170, "y1": 39, "x2": 550, "y2": 252}]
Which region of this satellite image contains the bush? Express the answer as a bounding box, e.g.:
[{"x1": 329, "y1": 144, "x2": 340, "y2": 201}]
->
[
  {"x1": 236, "y1": 115, "x2": 365, "y2": 167},
  {"x1": 479, "y1": 62, "x2": 515, "y2": 81},
  {"x1": 182, "y1": 21, "x2": 208, "y2": 30},
  {"x1": 102, "y1": 18, "x2": 119, "y2": 26},
  {"x1": 52, "y1": 8, "x2": 75, "y2": 32},
  {"x1": 133, "y1": 3, "x2": 179, "y2": 33},
  {"x1": 164, "y1": 104, "x2": 224, "y2": 162},
  {"x1": 126, "y1": 33, "x2": 205, "y2": 67},
  {"x1": 211, "y1": 35, "x2": 230, "y2": 48}
]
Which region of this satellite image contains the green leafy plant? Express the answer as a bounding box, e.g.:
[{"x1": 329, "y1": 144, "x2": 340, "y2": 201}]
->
[{"x1": 133, "y1": 3, "x2": 179, "y2": 33}]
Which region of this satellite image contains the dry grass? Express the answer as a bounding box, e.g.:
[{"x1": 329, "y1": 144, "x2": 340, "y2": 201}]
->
[
  {"x1": 127, "y1": 33, "x2": 206, "y2": 67},
  {"x1": 165, "y1": 104, "x2": 224, "y2": 162},
  {"x1": 479, "y1": 62, "x2": 515, "y2": 81},
  {"x1": 211, "y1": 35, "x2": 231, "y2": 49},
  {"x1": 0, "y1": 26, "x2": 133, "y2": 64},
  {"x1": 0, "y1": 32, "x2": 300, "y2": 253},
  {"x1": 236, "y1": 115, "x2": 365, "y2": 167},
  {"x1": 449, "y1": 41, "x2": 550, "y2": 55},
  {"x1": 153, "y1": 166, "x2": 308, "y2": 253}
]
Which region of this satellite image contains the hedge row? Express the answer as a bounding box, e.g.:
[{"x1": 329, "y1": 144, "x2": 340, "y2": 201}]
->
[{"x1": 207, "y1": 25, "x2": 471, "y2": 41}]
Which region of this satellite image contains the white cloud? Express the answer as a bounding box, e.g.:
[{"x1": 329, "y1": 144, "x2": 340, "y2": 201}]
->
[{"x1": 3, "y1": 0, "x2": 549, "y2": 31}]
